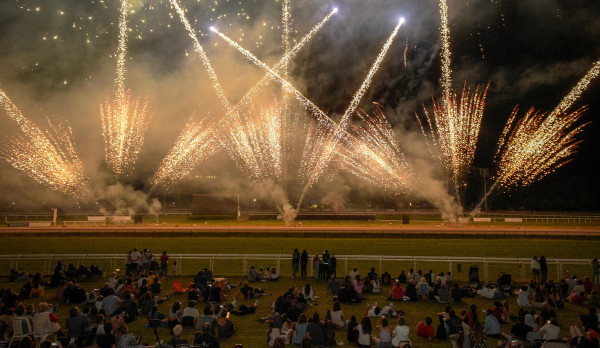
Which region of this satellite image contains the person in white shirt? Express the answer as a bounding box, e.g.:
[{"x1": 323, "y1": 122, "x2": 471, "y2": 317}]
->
[
  {"x1": 349, "y1": 268, "x2": 359, "y2": 282},
  {"x1": 517, "y1": 285, "x2": 531, "y2": 307},
  {"x1": 181, "y1": 301, "x2": 200, "y2": 327},
  {"x1": 531, "y1": 256, "x2": 541, "y2": 283},
  {"x1": 539, "y1": 318, "x2": 561, "y2": 340},
  {"x1": 330, "y1": 301, "x2": 344, "y2": 329},
  {"x1": 391, "y1": 317, "x2": 410, "y2": 347}
]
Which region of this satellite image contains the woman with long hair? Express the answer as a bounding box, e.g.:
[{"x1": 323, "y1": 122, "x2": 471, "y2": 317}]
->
[
  {"x1": 354, "y1": 316, "x2": 372, "y2": 348},
  {"x1": 469, "y1": 322, "x2": 488, "y2": 348},
  {"x1": 372, "y1": 317, "x2": 393, "y2": 347}
]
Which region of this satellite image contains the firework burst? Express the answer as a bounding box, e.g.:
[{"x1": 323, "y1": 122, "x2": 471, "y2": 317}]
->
[
  {"x1": 101, "y1": 0, "x2": 153, "y2": 176},
  {"x1": 0, "y1": 89, "x2": 88, "y2": 196},
  {"x1": 417, "y1": 82, "x2": 489, "y2": 184}
]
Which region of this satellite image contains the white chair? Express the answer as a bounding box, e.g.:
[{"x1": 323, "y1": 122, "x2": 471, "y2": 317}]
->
[
  {"x1": 8, "y1": 316, "x2": 32, "y2": 348},
  {"x1": 33, "y1": 315, "x2": 54, "y2": 348}
]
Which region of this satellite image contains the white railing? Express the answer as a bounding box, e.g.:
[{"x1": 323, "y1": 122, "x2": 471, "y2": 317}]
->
[{"x1": 0, "y1": 254, "x2": 593, "y2": 283}]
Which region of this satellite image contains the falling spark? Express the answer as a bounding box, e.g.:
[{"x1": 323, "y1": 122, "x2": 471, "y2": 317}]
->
[
  {"x1": 493, "y1": 106, "x2": 588, "y2": 189},
  {"x1": 101, "y1": 0, "x2": 152, "y2": 176},
  {"x1": 404, "y1": 38, "x2": 408, "y2": 67},
  {"x1": 439, "y1": 0, "x2": 452, "y2": 101},
  {"x1": 417, "y1": 82, "x2": 489, "y2": 184},
  {"x1": 299, "y1": 19, "x2": 404, "y2": 200},
  {"x1": 155, "y1": 9, "x2": 336, "y2": 186},
  {"x1": 335, "y1": 106, "x2": 412, "y2": 192},
  {"x1": 0, "y1": 89, "x2": 87, "y2": 196},
  {"x1": 550, "y1": 59, "x2": 600, "y2": 120},
  {"x1": 152, "y1": 114, "x2": 220, "y2": 188}
]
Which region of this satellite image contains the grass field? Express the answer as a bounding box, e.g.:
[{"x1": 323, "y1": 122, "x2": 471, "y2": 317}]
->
[{"x1": 0, "y1": 236, "x2": 598, "y2": 347}]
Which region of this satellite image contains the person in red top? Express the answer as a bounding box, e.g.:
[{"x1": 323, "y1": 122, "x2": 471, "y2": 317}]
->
[
  {"x1": 388, "y1": 281, "x2": 405, "y2": 301},
  {"x1": 569, "y1": 291, "x2": 585, "y2": 305},
  {"x1": 416, "y1": 317, "x2": 435, "y2": 339},
  {"x1": 160, "y1": 251, "x2": 169, "y2": 277},
  {"x1": 492, "y1": 301, "x2": 504, "y2": 323},
  {"x1": 582, "y1": 277, "x2": 593, "y2": 293}
]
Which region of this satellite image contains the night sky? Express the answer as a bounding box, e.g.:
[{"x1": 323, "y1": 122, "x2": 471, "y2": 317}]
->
[{"x1": 0, "y1": 0, "x2": 599, "y2": 211}]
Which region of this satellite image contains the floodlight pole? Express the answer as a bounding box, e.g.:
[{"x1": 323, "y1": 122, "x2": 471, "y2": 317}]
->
[{"x1": 480, "y1": 168, "x2": 489, "y2": 212}]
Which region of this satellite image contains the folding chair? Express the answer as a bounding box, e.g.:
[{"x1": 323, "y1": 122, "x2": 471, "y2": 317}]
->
[
  {"x1": 172, "y1": 281, "x2": 187, "y2": 294},
  {"x1": 33, "y1": 315, "x2": 54, "y2": 348},
  {"x1": 9, "y1": 317, "x2": 32, "y2": 348}
]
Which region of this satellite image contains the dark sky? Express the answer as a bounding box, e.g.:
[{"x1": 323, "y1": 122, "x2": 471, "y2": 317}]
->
[{"x1": 0, "y1": 0, "x2": 599, "y2": 211}]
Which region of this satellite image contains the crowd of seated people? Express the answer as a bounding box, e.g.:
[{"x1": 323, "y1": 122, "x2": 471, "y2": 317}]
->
[{"x1": 1, "y1": 253, "x2": 600, "y2": 348}]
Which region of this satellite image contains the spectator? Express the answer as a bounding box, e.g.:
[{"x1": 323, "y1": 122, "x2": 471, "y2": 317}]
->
[
  {"x1": 531, "y1": 256, "x2": 541, "y2": 283},
  {"x1": 168, "y1": 302, "x2": 182, "y2": 327},
  {"x1": 292, "y1": 249, "x2": 300, "y2": 279},
  {"x1": 469, "y1": 322, "x2": 489, "y2": 348},
  {"x1": 388, "y1": 281, "x2": 405, "y2": 301},
  {"x1": 306, "y1": 312, "x2": 325, "y2": 346},
  {"x1": 65, "y1": 307, "x2": 89, "y2": 343},
  {"x1": 540, "y1": 318, "x2": 561, "y2": 340},
  {"x1": 292, "y1": 313, "x2": 308, "y2": 345},
  {"x1": 14, "y1": 304, "x2": 33, "y2": 335},
  {"x1": 114, "y1": 324, "x2": 140, "y2": 348},
  {"x1": 327, "y1": 275, "x2": 341, "y2": 295},
  {"x1": 418, "y1": 278, "x2": 429, "y2": 300},
  {"x1": 248, "y1": 266, "x2": 260, "y2": 282},
  {"x1": 540, "y1": 255, "x2": 548, "y2": 283},
  {"x1": 592, "y1": 258, "x2": 599, "y2": 286},
  {"x1": 160, "y1": 251, "x2": 169, "y2": 277},
  {"x1": 198, "y1": 306, "x2": 217, "y2": 332},
  {"x1": 372, "y1": 317, "x2": 392, "y2": 348},
  {"x1": 193, "y1": 322, "x2": 220, "y2": 347},
  {"x1": 354, "y1": 316, "x2": 373, "y2": 348},
  {"x1": 215, "y1": 308, "x2": 235, "y2": 339},
  {"x1": 580, "y1": 307, "x2": 599, "y2": 333},
  {"x1": 181, "y1": 301, "x2": 199, "y2": 327},
  {"x1": 167, "y1": 325, "x2": 188, "y2": 347},
  {"x1": 96, "y1": 322, "x2": 116, "y2": 348},
  {"x1": 435, "y1": 284, "x2": 450, "y2": 304},
  {"x1": 34, "y1": 302, "x2": 61, "y2": 335},
  {"x1": 463, "y1": 304, "x2": 478, "y2": 329},
  {"x1": 484, "y1": 309, "x2": 501, "y2": 338},
  {"x1": 392, "y1": 317, "x2": 410, "y2": 347},
  {"x1": 347, "y1": 315, "x2": 359, "y2": 344},
  {"x1": 331, "y1": 301, "x2": 344, "y2": 329},
  {"x1": 102, "y1": 290, "x2": 121, "y2": 315},
  {"x1": 416, "y1": 317, "x2": 435, "y2": 340},
  {"x1": 267, "y1": 320, "x2": 281, "y2": 347},
  {"x1": 300, "y1": 250, "x2": 308, "y2": 279}
]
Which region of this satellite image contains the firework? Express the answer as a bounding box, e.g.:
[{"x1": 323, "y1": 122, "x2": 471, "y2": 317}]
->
[
  {"x1": 101, "y1": 0, "x2": 153, "y2": 176},
  {"x1": 152, "y1": 114, "x2": 220, "y2": 188},
  {"x1": 492, "y1": 106, "x2": 588, "y2": 189},
  {"x1": 417, "y1": 83, "x2": 489, "y2": 184},
  {"x1": 0, "y1": 89, "x2": 87, "y2": 196},
  {"x1": 550, "y1": 59, "x2": 600, "y2": 119},
  {"x1": 335, "y1": 106, "x2": 412, "y2": 192},
  {"x1": 439, "y1": 0, "x2": 452, "y2": 101}
]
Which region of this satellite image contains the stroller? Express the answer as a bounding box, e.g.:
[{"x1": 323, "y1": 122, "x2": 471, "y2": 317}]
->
[
  {"x1": 497, "y1": 273, "x2": 513, "y2": 295},
  {"x1": 469, "y1": 265, "x2": 480, "y2": 285}
]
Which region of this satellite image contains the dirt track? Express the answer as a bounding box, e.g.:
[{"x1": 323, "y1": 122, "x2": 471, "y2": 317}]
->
[{"x1": 1, "y1": 225, "x2": 599, "y2": 238}]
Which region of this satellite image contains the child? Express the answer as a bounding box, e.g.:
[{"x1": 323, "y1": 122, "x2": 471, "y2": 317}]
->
[{"x1": 172, "y1": 261, "x2": 178, "y2": 277}]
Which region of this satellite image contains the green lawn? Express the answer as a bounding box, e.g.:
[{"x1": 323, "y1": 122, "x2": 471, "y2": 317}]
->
[{"x1": 0, "y1": 236, "x2": 598, "y2": 347}]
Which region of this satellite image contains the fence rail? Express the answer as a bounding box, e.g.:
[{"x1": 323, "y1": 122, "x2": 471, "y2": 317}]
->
[{"x1": 0, "y1": 254, "x2": 593, "y2": 283}]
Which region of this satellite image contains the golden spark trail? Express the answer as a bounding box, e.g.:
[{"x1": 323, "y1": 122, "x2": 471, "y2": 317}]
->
[
  {"x1": 550, "y1": 59, "x2": 600, "y2": 119},
  {"x1": 417, "y1": 82, "x2": 488, "y2": 187},
  {"x1": 101, "y1": 0, "x2": 152, "y2": 176},
  {"x1": 299, "y1": 19, "x2": 404, "y2": 205},
  {"x1": 0, "y1": 89, "x2": 88, "y2": 196},
  {"x1": 152, "y1": 115, "x2": 220, "y2": 188},
  {"x1": 153, "y1": 10, "x2": 336, "y2": 186},
  {"x1": 473, "y1": 59, "x2": 599, "y2": 212},
  {"x1": 439, "y1": 0, "x2": 452, "y2": 101},
  {"x1": 170, "y1": 0, "x2": 261, "y2": 176}
]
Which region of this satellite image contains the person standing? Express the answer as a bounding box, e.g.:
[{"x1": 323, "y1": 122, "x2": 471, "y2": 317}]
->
[
  {"x1": 592, "y1": 257, "x2": 600, "y2": 285},
  {"x1": 300, "y1": 250, "x2": 308, "y2": 279},
  {"x1": 330, "y1": 254, "x2": 337, "y2": 278},
  {"x1": 322, "y1": 250, "x2": 330, "y2": 279},
  {"x1": 292, "y1": 249, "x2": 300, "y2": 279},
  {"x1": 313, "y1": 255, "x2": 320, "y2": 280},
  {"x1": 531, "y1": 256, "x2": 540, "y2": 283},
  {"x1": 161, "y1": 251, "x2": 169, "y2": 277},
  {"x1": 539, "y1": 255, "x2": 548, "y2": 284}
]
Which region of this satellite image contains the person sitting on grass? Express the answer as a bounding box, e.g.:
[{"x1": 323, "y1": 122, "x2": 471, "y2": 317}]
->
[
  {"x1": 335, "y1": 283, "x2": 363, "y2": 304},
  {"x1": 353, "y1": 275, "x2": 364, "y2": 294},
  {"x1": 469, "y1": 322, "x2": 489, "y2": 348},
  {"x1": 371, "y1": 317, "x2": 393, "y2": 348},
  {"x1": 267, "y1": 267, "x2": 279, "y2": 281},
  {"x1": 330, "y1": 301, "x2": 344, "y2": 329},
  {"x1": 388, "y1": 280, "x2": 405, "y2": 301},
  {"x1": 167, "y1": 324, "x2": 188, "y2": 347},
  {"x1": 194, "y1": 322, "x2": 220, "y2": 347},
  {"x1": 302, "y1": 283, "x2": 317, "y2": 303},
  {"x1": 435, "y1": 284, "x2": 450, "y2": 304},
  {"x1": 292, "y1": 313, "x2": 309, "y2": 345},
  {"x1": 354, "y1": 316, "x2": 373, "y2": 348},
  {"x1": 392, "y1": 317, "x2": 411, "y2": 348},
  {"x1": 416, "y1": 317, "x2": 435, "y2": 340},
  {"x1": 568, "y1": 291, "x2": 586, "y2": 306},
  {"x1": 248, "y1": 266, "x2": 260, "y2": 282},
  {"x1": 484, "y1": 309, "x2": 501, "y2": 338},
  {"x1": 181, "y1": 300, "x2": 200, "y2": 327},
  {"x1": 167, "y1": 301, "x2": 182, "y2": 327},
  {"x1": 215, "y1": 307, "x2": 236, "y2": 339},
  {"x1": 238, "y1": 282, "x2": 271, "y2": 300},
  {"x1": 306, "y1": 312, "x2": 326, "y2": 346},
  {"x1": 96, "y1": 322, "x2": 116, "y2": 348},
  {"x1": 327, "y1": 275, "x2": 341, "y2": 295}
]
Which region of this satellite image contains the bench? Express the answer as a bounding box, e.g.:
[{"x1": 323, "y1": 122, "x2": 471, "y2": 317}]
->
[{"x1": 473, "y1": 217, "x2": 491, "y2": 222}]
